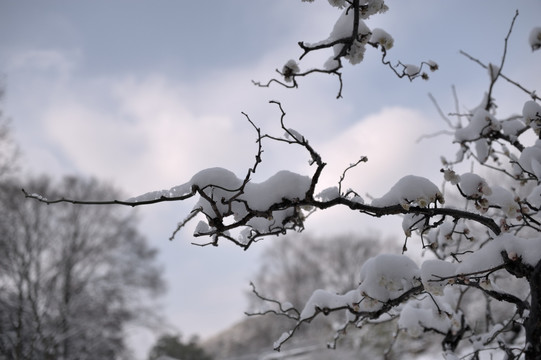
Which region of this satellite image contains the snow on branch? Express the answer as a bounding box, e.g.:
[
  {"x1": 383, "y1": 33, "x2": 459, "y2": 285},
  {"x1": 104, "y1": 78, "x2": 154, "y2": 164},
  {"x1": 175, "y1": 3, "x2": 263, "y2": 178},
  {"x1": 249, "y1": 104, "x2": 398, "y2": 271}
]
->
[
  {"x1": 20, "y1": 9, "x2": 541, "y2": 357},
  {"x1": 249, "y1": 244, "x2": 535, "y2": 351},
  {"x1": 23, "y1": 101, "x2": 503, "y2": 249},
  {"x1": 253, "y1": 0, "x2": 438, "y2": 98}
]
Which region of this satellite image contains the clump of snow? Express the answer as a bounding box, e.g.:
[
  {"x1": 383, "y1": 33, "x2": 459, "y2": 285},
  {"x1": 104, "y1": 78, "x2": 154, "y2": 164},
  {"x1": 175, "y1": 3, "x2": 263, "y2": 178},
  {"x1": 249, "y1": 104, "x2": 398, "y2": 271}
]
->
[
  {"x1": 358, "y1": 254, "x2": 420, "y2": 303},
  {"x1": 299, "y1": 289, "x2": 360, "y2": 320},
  {"x1": 402, "y1": 213, "x2": 422, "y2": 237},
  {"x1": 475, "y1": 138, "x2": 491, "y2": 163},
  {"x1": 370, "y1": 28, "x2": 394, "y2": 50},
  {"x1": 274, "y1": 331, "x2": 292, "y2": 350},
  {"x1": 371, "y1": 175, "x2": 444, "y2": 209},
  {"x1": 128, "y1": 168, "x2": 312, "y2": 242},
  {"x1": 514, "y1": 140, "x2": 541, "y2": 179},
  {"x1": 404, "y1": 64, "x2": 420, "y2": 76},
  {"x1": 245, "y1": 171, "x2": 311, "y2": 211},
  {"x1": 455, "y1": 108, "x2": 500, "y2": 144},
  {"x1": 360, "y1": 0, "x2": 388, "y2": 19},
  {"x1": 194, "y1": 221, "x2": 210, "y2": 235},
  {"x1": 501, "y1": 118, "x2": 525, "y2": 142},
  {"x1": 282, "y1": 59, "x2": 300, "y2": 82},
  {"x1": 327, "y1": 0, "x2": 346, "y2": 8},
  {"x1": 457, "y1": 233, "x2": 541, "y2": 274},
  {"x1": 486, "y1": 185, "x2": 519, "y2": 218},
  {"x1": 285, "y1": 128, "x2": 305, "y2": 142},
  {"x1": 350, "y1": 194, "x2": 364, "y2": 204},
  {"x1": 127, "y1": 167, "x2": 242, "y2": 203},
  {"x1": 30, "y1": 193, "x2": 48, "y2": 201},
  {"x1": 323, "y1": 57, "x2": 340, "y2": 70},
  {"x1": 329, "y1": 9, "x2": 371, "y2": 65},
  {"x1": 527, "y1": 184, "x2": 541, "y2": 208},
  {"x1": 457, "y1": 172, "x2": 491, "y2": 198},
  {"x1": 317, "y1": 186, "x2": 340, "y2": 201},
  {"x1": 529, "y1": 26, "x2": 541, "y2": 51},
  {"x1": 523, "y1": 100, "x2": 541, "y2": 135},
  {"x1": 398, "y1": 290, "x2": 461, "y2": 338}
]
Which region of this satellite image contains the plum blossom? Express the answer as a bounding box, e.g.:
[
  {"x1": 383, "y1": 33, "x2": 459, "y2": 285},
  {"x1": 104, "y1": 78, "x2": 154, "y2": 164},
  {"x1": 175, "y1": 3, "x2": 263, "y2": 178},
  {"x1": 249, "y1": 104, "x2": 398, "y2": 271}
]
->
[
  {"x1": 282, "y1": 59, "x2": 300, "y2": 83},
  {"x1": 370, "y1": 28, "x2": 394, "y2": 50}
]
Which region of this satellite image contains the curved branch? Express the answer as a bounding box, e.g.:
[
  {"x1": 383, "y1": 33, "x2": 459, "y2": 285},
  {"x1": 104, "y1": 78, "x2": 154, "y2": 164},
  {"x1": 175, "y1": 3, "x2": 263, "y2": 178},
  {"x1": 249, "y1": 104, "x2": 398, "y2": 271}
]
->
[{"x1": 21, "y1": 187, "x2": 196, "y2": 207}]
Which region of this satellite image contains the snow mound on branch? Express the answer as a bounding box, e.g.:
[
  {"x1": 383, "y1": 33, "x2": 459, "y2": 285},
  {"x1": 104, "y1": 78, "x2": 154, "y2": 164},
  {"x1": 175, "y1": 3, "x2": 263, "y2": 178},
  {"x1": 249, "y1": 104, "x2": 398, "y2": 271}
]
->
[
  {"x1": 457, "y1": 233, "x2": 541, "y2": 274},
  {"x1": 527, "y1": 184, "x2": 541, "y2": 208},
  {"x1": 328, "y1": 8, "x2": 371, "y2": 65},
  {"x1": 370, "y1": 28, "x2": 394, "y2": 50},
  {"x1": 458, "y1": 172, "x2": 491, "y2": 198},
  {"x1": 299, "y1": 254, "x2": 420, "y2": 321},
  {"x1": 245, "y1": 171, "x2": 311, "y2": 211},
  {"x1": 514, "y1": 140, "x2": 541, "y2": 179},
  {"x1": 299, "y1": 288, "x2": 360, "y2": 321},
  {"x1": 127, "y1": 167, "x2": 242, "y2": 202},
  {"x1": 371, "y1": 175, "x2": 443, "y2": 209},
  {"x1": 455, "y1": 108, "x2": 499, "y2": 142},
  {"x1": 317, "y1": 186, "x2": 340, "y2": 201},
  {"x1": 523, "y1": 100, "x2": 541, "y2": 135},
  {"x1": 128, "y1": 168, "x2": 311, "y2": 211},
  {"x1": 358, "y1": 254, "x2": 420, "y2": 303},
  {"x1": 486, "y1": 186, "x2": 519, "y2": 217},
  {"x1": 128, "y1": 168, "x2": 312, "y2": 241},
  {"x1": 398, "y1": 288, "x2": 462, "y2": 338},
  {"x1": 501, "y1": 118, "x2": 525, "y2": 142},
  {"x1": 404, "y1": 64, "x2": 420, "y2": 76}
]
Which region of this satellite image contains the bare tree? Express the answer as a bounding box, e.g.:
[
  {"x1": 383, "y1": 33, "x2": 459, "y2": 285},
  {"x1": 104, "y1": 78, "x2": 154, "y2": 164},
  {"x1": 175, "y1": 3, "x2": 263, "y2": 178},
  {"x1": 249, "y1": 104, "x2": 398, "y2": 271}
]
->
[
  {"x1": 22, "y1": 2, "x2": 541, "y2": 359},
  {"x1": 0, "y1": 81, "x2": 18, "y2": 180},
  {"x1": 1, "y1": 176, "x2": 165, "y2": 359},
  {"x1": 244, "y1": 235, "x2": 406, "y2": 356}
]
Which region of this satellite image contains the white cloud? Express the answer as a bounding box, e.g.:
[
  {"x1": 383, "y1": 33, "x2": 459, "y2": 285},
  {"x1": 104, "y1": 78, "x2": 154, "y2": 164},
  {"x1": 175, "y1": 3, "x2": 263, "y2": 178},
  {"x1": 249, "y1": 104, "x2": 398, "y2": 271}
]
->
[
  {"x1": 7, "y1": 49, "x2": 79, "y2": 78},
  {"x1": 303, "y1": 106, "x2": 452, "y2": 238},
  {"x1": 42, "y1": 74, "x2": 256, "y2": 195},
  {"x1": 318, "y1": 107, "x2": 446, "y2": 193}
]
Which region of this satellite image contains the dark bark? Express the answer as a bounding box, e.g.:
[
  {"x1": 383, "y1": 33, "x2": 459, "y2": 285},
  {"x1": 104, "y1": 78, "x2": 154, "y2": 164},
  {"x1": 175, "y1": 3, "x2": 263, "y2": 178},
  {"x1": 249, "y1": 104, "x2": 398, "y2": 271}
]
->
[{"x1": 525, "y1": 258, "x2": 541, "y2": 360}]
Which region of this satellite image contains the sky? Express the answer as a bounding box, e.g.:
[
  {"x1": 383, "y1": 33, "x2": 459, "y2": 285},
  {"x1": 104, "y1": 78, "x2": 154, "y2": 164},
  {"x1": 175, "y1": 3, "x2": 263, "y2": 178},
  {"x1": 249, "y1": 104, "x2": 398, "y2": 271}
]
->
[{"x1": 1, "y1": 1, "x2": 540, "y2": 358}]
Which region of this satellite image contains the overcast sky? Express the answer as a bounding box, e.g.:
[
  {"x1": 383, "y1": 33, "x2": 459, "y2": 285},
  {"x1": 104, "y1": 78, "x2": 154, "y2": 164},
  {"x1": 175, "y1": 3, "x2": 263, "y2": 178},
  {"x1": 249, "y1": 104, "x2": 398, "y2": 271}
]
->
[{"x1": 1, "y1": 1, "x2": 540, "y2": 357}]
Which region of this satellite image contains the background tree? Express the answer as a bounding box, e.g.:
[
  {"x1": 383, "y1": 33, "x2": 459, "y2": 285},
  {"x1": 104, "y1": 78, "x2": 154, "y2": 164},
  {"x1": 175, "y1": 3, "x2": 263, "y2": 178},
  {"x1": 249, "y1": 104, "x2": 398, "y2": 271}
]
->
[
  {"x1": 0, "y1": 81, "x2": 18, "y2": 180},
  {"x1": 22, "y1": 2, "x2": 541, "y2": 359},
  {"x1": 1, "y1": 175, "x2": 165, "y2": 359},
  {"x1": 147, "y1": 333, "x2": 213, "y2": 360},
  {"x1": 204, "y1": 235, "x2": 426, "y2": 359}
]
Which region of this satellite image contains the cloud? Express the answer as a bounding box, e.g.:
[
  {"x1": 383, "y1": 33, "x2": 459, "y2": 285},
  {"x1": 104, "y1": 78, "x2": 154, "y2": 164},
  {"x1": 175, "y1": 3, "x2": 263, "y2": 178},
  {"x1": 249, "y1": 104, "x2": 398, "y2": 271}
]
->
[
  {"x1": 42, "y1": 74, "x2": 257, "y2": 195},
  {"x1": 303, "y1": 106, "x2": 452, "y2": 238},
  {"x1": 7, "y1": 49, "x2": 79, "y2": 78},
  {"x1": 318, "y1": 106, "x2": 447, "y2": 194}
]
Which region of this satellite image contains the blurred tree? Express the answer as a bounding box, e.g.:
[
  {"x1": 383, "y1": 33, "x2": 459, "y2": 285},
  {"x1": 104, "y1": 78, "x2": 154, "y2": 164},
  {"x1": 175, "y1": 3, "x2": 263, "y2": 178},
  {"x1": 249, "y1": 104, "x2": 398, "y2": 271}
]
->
[
  {"x1": 0, "y1": 81, "x2": 18, "y2": 180},
  {"x1": 148, "y1": 333, "x2": 213, "y2": 360},
  {"x1": 243, "y1": 235, "x2": 425, "y2": 358},
  {"x1": 250, "y1": 235, "x2": 391, "y2": 310},
  {"x1": 0, "y1": 175, "x2": 165, "y2": 359}
]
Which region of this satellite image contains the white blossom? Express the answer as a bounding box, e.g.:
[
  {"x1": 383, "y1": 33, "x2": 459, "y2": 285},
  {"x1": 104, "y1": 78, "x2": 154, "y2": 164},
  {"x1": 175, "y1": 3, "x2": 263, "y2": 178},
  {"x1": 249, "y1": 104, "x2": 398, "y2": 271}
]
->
[
  {"x1": 370, "y1": 28, "x2": 394, "y2": 50},
  {"x1": 327, "y1": 0, "x2": 346, "y2": 8},
  {"x1": 282, "y1": 59, "x2": 300, "y2": 83}
]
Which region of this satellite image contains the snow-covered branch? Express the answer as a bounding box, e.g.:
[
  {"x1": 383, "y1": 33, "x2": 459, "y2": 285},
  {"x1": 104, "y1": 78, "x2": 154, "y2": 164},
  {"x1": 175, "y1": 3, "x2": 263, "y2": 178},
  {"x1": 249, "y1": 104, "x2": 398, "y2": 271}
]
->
[
  {"x1": 24, "y1": 101, "x2": 504, "y2": 249},
  {"x1": 253, "y1": 0, "x2": 438, "y2": 98}
]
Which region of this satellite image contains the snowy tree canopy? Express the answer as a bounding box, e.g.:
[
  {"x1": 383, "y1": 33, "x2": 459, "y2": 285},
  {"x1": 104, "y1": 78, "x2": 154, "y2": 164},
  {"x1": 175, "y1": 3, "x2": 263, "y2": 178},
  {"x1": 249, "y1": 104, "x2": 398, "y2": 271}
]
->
[{"x1": 23, "y1": 2, "x2": 541, "y2": 359}]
